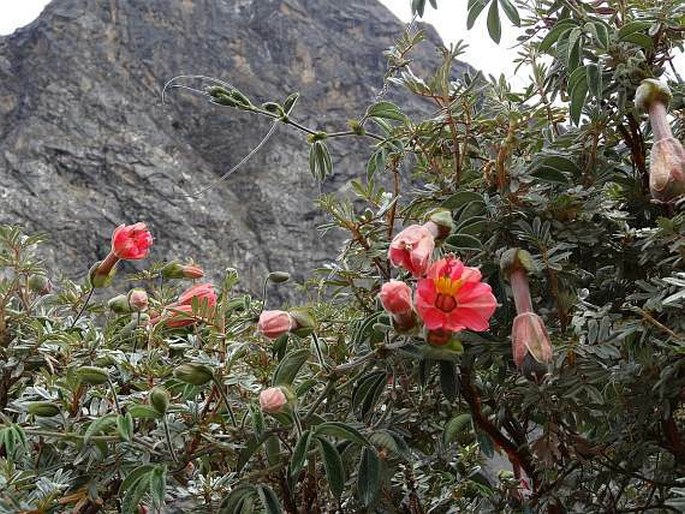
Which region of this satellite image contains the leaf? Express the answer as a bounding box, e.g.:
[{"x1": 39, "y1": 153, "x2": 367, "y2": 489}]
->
[
  {"x1": 538, "y1": 21, "x2": 576, "y2": 53},
  {"x1": 440, "y1": 191, "x2": 484, "y2": 210},
  {"x1": 365, "y1": 101, "x2": 406, "y2": 122},
  {"x1": 536, "y1": 155, "x2": 580, "y2": 175},
  {"x1": 565, "y1": 27, "x2": 583, "y2": 66},
  {"x1": 351, "y1": 371, "x2": 387, "y2": 420},
  {"x1": 454, "y1": 216, "x2": 489, "y2": 236},
  {"x1": 486, "y1": 0, "x2": 501, "y2": 43},
  {"x1": 117, "y1": 412, "x2": 134, "y2": 442},
  {"x1": 308, "y1": 141, "x2": 332, "y2": 180},
  {"x1": 84, "y1": 414, "x2": 118, "y2": 442},
  {"x1": 119, "y1": 464, "x2": 156, "y2": 496},
  {"x1": 369, "y1": 429, "x2": 412, "y2": 460},
  {"x1": 570, "y1": 74, "x2": 588, "y2": 125},
  {"x1": 621, "y1": 32, "x2": 653, "y2": 49},
  {"x1": 149, "y1": 466, "x2": 167, "y2": 508},
  {"x1": 617, "y1": 20, "x2": 652, "y2": 40},
  {"x1": 257, "y1": 484, "x2": 283, "y2": 514},
  {"x1": 127, "y1": 405, "x2": 161, "y2": 420},
  {"x1": 121, "y1": 476, "x2": 151, "y2": 514},
  {"x1": 593, "y1": 21, "x2": 609, "y2": 48},
  {"x1": 273, "y1": 348, "x2": 310, "y2": 386},
  {"x1": 530, "y1": 167, "x2": 569, "y2": 184},
  {"x1": 467, "y1": 0, "x2": 488, "y2": 30},
  {"x1": 282, "y1": 92, "x2": 300, "y2": 115},
  {"x1": 443, "y1": 413, "x2": 473, "y2": 445},
  {"x1": 411, "y1": 0, "x2": 426, "y2": 17},
  {"x1": 237, "y1": 435, "x2": 265, "y2": 473},
  {"x1": 290, "y1": 430, "x2": 311, "y2": 479},
  {"x1": 265, "y1": 435, "x2": 281, "y2": 466},
  {"x1": 439, "y1": 361, "x2": 459, "y2": 402},
  {"x1": 219, "y1": 485, "x2": 257, "y2": 514},
  {"x1": 444, "y1": 233, "x2": 484, "y2": 251},
  {"x1": 498, "y1": 0, "x2": 520, "y2": 26},
  {"x1": 315, "y1": 421, "x2": 370, "y2": 446},
  {"x1": 477, "y1": 432, "x2": 495, "y2": 458},
  {"x1": 357, "y1": 447, "x2": 381, "y2": 507},
  {"x1": 316, "y1": 436, "x2": 346, "y2": 499}
]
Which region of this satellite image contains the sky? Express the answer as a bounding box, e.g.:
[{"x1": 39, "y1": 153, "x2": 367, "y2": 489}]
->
[{"x1": 0, "y1": 1, "x2": 520, "y2": 82}]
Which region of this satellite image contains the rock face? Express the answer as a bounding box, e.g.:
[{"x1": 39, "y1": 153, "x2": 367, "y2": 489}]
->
[{"x1": 0, "y1": 0, "x2": 464, "y2": 295}]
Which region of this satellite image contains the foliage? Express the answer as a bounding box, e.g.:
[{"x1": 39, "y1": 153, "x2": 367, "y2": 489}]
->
[{"x1": 2, "y1": 0, "x2": 685, "y2": 513}]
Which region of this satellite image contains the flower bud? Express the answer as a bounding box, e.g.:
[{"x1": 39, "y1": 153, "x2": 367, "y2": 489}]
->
[
  {"x1": 28, "y1": 274, "x2": 52, "y2": 295},
  {"x1": 388, "y1": 225, "x2": 435, "y2": 277},
  {"x1": 108, "y1": 294, "x2": 132, "y2": 314},
  {"x1": 258, "y1": 310, "x2": 294, "y2": 340},
  {"x1": 379, "y1": 280, "x2": 413, "y2": 315},
  {"x1": 268, "y1": 271, "x2": 291, "y2": 283},
  {"x1": 648, "y1": 137, "x2": 685, "y2": 202},
  {"x1": 149, "y1": 386, "x2": 170, "y2": 415},
  {"x1": 512, "y1": 312, "x2": 553, "y2": 382},
  {"x1": 76, "y1": 366, "x2": 110, "y2": 385},
  {"x1": 127, "y1": 289, "x2": 149, "y2": 312},
  {"x1": 635, "y1": 78, "x2": 671, "y2": 113},
  {"x1": 89, "y1": 259, "x2": 118, "y2": 289},
  {"x1": 289, "y1": 309, "x2": 316, "y2": 337},
  {"x1": 259, "y1": 386, "x2": 296, "y2": 414},
  {"x1": 26, "y1": 401, "x2": 61, "y2": 417},
  {"x1": 173, "y1": 363, "x2": 214, "y2": 386},
  {"x1": 424, "y1": 208, "x2": 454, "y2": 239},
  {"x1": 161, "y1": 261, "x2": 205, "y2": 280}
]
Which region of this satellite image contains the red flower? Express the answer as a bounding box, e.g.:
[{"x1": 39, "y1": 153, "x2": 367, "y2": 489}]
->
[
  {"x1": 415, "y1": 257, "x2": 497, "y2": 332},
  {"x1": 379, "y1": 280, "x2": 413, "y2": 315},
  {"x1": 388, "y1": 225, "x2": 435, "y2": 277},
  {"x1": 177, "y1": 283, "x2": 217, "y2": 308},
  {"x1": 511, "y1": 312, "x2": 552, "y2": 379},
  {"x1": 111, "y1": 223, "x2": 153, "y2": 260},
  {"x1": 258, "y1": 310, "x2": 294, "y2": 339}
]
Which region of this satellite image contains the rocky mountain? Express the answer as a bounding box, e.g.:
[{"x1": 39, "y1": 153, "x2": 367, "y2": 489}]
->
[{"x1": 0, "y1": 0, "x2": 465, "y2": 296}]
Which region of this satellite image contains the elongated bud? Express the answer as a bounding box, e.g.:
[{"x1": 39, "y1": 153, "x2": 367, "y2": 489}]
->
[
  {"x1": 28, "y1": 274, "x2": 52, "y2": 295},
  {"x1": 27, "y1": 401, "x2": 61, "y2": 417},
  {"x1": 173, "y1": 363, "x2": 214, "y2": 386},
  {"x1": 76, "y1": 366, "x2": 110, "y2": 385},
  {"x1": 512, "y1": 312, "x2": 553, "y2": 382},
  {"x1": 161, "y1": 261, "x2": 205, "y2": 280},
  {"x1": 89, "y1": 256, "x2": 119, "y2": 289},
  {"x1": 108, "y1": 294, "x2": 132, "y2": 314},
  {"x1": 149, "y1": 386, "x2": 170, "y2": 415},
  {"x1": 268, "y1": 271, "x2": 291, "y2": 284},
  {"x1": 258, "y1": 310, "x2": 294, "y2": 339}
]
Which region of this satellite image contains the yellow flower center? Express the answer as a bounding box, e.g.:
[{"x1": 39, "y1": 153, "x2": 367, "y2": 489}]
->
[{"x1": 434, "y1": 276, "x2": 462, "y2": 313}]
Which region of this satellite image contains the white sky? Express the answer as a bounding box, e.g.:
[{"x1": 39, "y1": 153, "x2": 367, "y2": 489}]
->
[{"x1": 0, "y1": 1, "x2": 520, "y2": 81}]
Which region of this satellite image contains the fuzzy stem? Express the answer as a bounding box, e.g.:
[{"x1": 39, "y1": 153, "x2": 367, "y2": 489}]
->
[
  {"x1": 648, "y1": 103, "x2": 674, "y2": 142},
  {"x1": 162, "y1": 416, "x2": 179, "y2": 463},
  {"x1": 510, "y1": 269, "x2": 533, "y2": 314},
  {"x1": 212, "y1": 376, "x2": 237, "y2": 426}
]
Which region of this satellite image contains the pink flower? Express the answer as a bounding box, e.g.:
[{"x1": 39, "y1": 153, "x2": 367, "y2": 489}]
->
[
  {"x1": 388, "y1": 225, "x2": 435, "y2": 276},
  {"x1": 111, "y1": 223, "x2": 153, "y2": 261},
  {"x1": 178, "y1": 283, "x2": 217, "y2": 308},
  {"x1": 511, "y1": 312, "x2": 552, "y2": 380},
  {"x1": 164, "y1": 304, "x2": 196, "y2": 328},
  {"x1": 259, "y1": 387, "x2": 288, "y2": 413},
  {"x1": 379, "y1": 280, "x2": 413, "y2": 315},
  {"x1": 258, "y1": 310, "x2": 294, "y2": 340},
  {"x1": 128, "y1": 289, "x2": 149, "y2": 311},
  {"x1": 415, "y1": 256, "x2": 497, "y2": 332}
]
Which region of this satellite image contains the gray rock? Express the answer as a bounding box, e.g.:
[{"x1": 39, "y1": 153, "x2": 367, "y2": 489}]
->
[{"x1": 0, "y1": 0, "x2": 468, "y2": 298}]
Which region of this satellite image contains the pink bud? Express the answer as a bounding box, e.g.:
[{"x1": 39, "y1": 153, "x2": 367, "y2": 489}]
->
[
  {"x1": 259, "y1": 387, "x2": 288, "y2": 413},
  {"x1": 177, "y1": 283, "x2": 217, "y2": 308},
  {"x1": 128, "y1": 289, "x2": 149, "y2": 311},
  {"x1": 512, "y1": 312, "x2": 553, "y2": 380},
  {"x1": 379, "y1": 280, "x2": 413, "y2": 315},
  {"x1": 258, "y1": 310, "x2": 294, "y2": 340},
  {"x1": 388, "y1": 225, "x2": 435, "y2": 277}
]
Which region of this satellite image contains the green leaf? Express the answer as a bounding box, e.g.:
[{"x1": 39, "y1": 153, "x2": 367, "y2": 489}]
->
[
  {"x1": 621, "y1": 32, "x2": 653, "y2": 49},
  {"x1": 121, "y1": 476, "x2": 151, "y2": 514},
  {"x1": 315, "y1": 421, "x2": 370, "y2": 446},
  {"x1": 237, "y1": 435, "x2": 265, "y2": 473},
  {"x1": 127, "y1": 404, "x2": 162, "y2": 419},
  {"x1": 366, "y1": 101, "x2": 406, "y2": 122},
  {"x1": 530, "y1": 167, "x2": 570, "y2": 184},
  {"x1": 565, "y1": 27, "x2": 583, "y2": 66},
  {"x1": 357, "y1": 447, "x2": 381, "y2": 507},
  {"x1": 444, "y1": 233, "x2": 484, "y2": 251},
  {"x1": 219, "y1": 485, "x2": 257, "y2": 514},
  {"x1": 273, "y1": 348, "x2": 310, "y2": 386},
  {"x1": 586, "y1": 63, "x2": 602, "y2": 99},
  {"x1": 265, "y1": 435, "x2": 281, "y2": 466},
  {"x1": 618, "y1": 20, "x2": 652, "y2": 40},
  {"x1": 439, "y1": 361, "x2": 459, "y2": 402},
  {"x1": 538, "y1": 21, "x2": 576, "y2": 52},
  {"x1": 486, "y1": 0, "x2": 501, "y2": 43},
  {"x1": 467, "y1": 0, "x2": 488, "y2": 30},
  {"x1": 309, "y1": 141, "x2": 332, "y2": 181},
  {"x1": 282, "y1": 92, "x2": 299, "y2": 115},
  {"x1": 84, "y1": 414, "x2": 118, "y2": 442},
  {"x1": 369, "y1": 429, "x2": 412, "y2": 460},
  {"x1": 454, "y1": 216, "x2": 489, "y2": 236},
  {"x1": 443, "y1": 413, "x2": 473, "y2": 445},
  {"x1": 119, "y1": 464, "x2": 156, "y2": 496},
  {"x1": 570, "y1": 75, "x2": 588, "y2": 125},
  {"x1": 477, "y1": 432, "x2": 495, "y2": 458},
  {"x1": 257, "y1": 484, "x2": 283, "y2": 514},
  {"x1": 498, "y1": 0, "x2": 520, "y2": 26},
  {"x1": 290, "y1": 430, "x2": 312, "y2": 479},
  {"x1": 149, "y1": 466, "x2": 167, "y2": 508},
  {"x1": 117, "y1": 412, "x2": 134, "y2": 442},
  {"x1": 411, "y1": 0, "x2": 426, "y2": 17},
  {"x1": 440, "y1": 191, "x2": 484, "y2": 210},
  {"x1": 593, "y1": 21, "x2": 609, "y2": 48},
  {"x1": 536, "y1": 155, "x2": 580, "y2": 175},
  {"x1": 316, "y1": 436, "x2": 346, "y2": 499}
]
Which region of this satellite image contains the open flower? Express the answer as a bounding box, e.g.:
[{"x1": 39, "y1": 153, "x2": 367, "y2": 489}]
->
[
  {"x1": 415, "y1": 256, "x2": 497, "y2": 332},
  {"x1": 111, "y1": 223, "x2": 153, "y2": 260},
  {"x1": 388, "y1": 225, "x2": 435, "y2": 277},
  {"x1": 177, "y1": 283, "x2": 217, "y2": 308}
]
